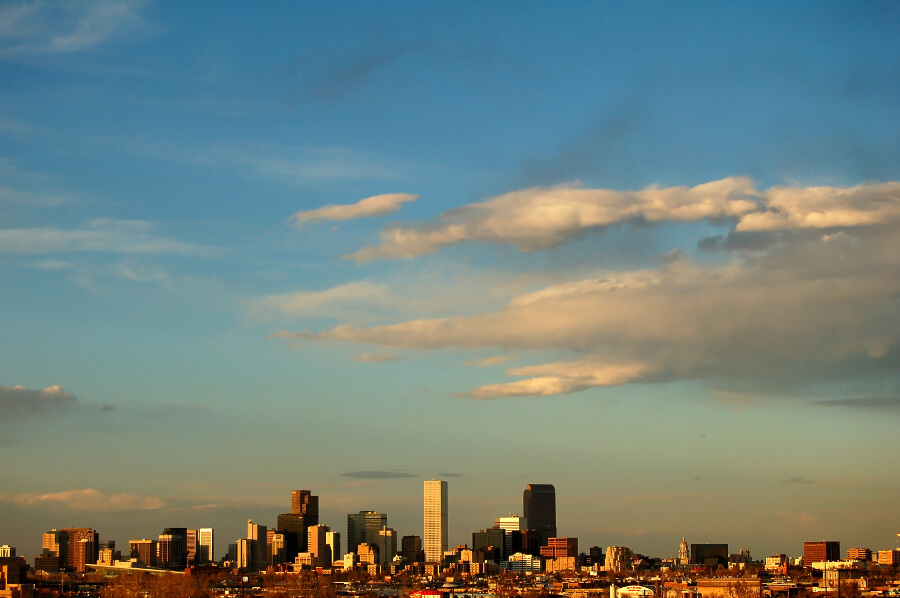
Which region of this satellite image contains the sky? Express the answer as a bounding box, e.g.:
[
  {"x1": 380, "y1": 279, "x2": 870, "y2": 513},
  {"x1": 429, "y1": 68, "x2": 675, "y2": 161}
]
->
[{"x1": 1, "y1": 0, "x2": 899, "y2": 563}]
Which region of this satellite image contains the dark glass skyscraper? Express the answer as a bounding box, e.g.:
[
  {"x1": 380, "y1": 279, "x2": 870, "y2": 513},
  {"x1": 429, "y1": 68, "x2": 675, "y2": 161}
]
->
[
  {"x1": 347, "y1": 511, "x2": 387, "y2": 553},
  {"x1": 523, "y1": 483, "x2": 556, "y2": 545}
]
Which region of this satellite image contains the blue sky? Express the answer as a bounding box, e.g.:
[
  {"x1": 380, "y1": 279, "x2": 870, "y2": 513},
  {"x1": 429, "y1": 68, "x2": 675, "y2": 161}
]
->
[{"x1": 2, "y1": 1, "x2": 899, "y2": 561}]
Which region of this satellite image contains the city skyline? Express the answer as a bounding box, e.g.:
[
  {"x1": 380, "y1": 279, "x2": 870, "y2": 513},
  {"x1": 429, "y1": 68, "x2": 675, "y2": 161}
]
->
[
  {"x1": 7, "y1": 484, "x2": 900, "y2": 566},
  {"x1": 1, "y1": 0, "x2": 899, "y2": 565}
]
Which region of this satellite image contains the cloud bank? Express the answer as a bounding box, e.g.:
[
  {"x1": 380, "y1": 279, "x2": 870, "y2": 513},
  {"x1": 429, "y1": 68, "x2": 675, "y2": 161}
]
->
[
  {"x1": 275, "y1": 178, "x2": 900, "y2": 399},
  {"x1": 0, "y1": 384, "x2": 77, "y2": 418}
]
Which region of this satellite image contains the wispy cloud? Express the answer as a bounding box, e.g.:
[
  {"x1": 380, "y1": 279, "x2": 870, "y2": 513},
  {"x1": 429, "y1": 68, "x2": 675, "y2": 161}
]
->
[
  {"x1": 0, "y1": 488, "x2": 165, "y2": 511},
  {"x1": 354, "y1": 353, "x2": 398, "y2": 363},
  {"x1": 0, "y1": 384, "x2": 77, "y2": 419},
  {"x1": 782, "y1": 476, "x2": 816, "y2": 485},
  {"x1": 163, "y1": 143, "x2": 403, "y2": 184},
  {"x1": 291, "y1": 193, "x2": 417, "y2": 226},
  {"x1": 0, "y1": 186, "x2": 74, "y2": 207},
  {"x1": 340, "y1": 471, "x2": 418, "y2": 479},
  {"x1": 348, "y1": 179, "x2": 900, "y2": 262},
  {"x1": 0, "y1": 0, "x2": 150, "y2": 57},
  {"x1": 307, "y1": 41, "x2": 431, "y2": 102},
  {"x1": 253, "y1": 281, "x2": 392, "y2": 318},
  {"x1": 0, "y1": 219, "x2": 215, "y2": 256},
  {"x1": 810, "y1": 397, "x2": 900, "y2": 410},
  {"x1": 456, "y1": 360, "x2": 648, "y2": 400},
  {"x1": 463, "y1": 355, "x2": 519, "y2": 367}
]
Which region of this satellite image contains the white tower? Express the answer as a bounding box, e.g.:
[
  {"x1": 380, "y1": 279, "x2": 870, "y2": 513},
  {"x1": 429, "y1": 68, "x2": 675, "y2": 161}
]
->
[{"x1": 424, "y1": 480, "x2": 448, "y2": 563}]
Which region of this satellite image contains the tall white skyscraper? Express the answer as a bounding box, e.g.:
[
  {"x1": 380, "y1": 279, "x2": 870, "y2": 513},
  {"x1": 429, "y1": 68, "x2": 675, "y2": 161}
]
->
[{"x1": 423, "y1": 480, "x2": 447, "y2": 563}]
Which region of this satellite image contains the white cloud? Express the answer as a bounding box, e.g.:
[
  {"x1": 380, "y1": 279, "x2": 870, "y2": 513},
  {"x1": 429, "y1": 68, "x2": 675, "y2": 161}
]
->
[
  {"x1": 349, "y1": 177, "x2": 759, "y2": 261},
  {"x1": 291, "y1": 193, "x2": 418, "y2": 226},
  {"x1": 0, "y1": 384, "x2": 77, "y2": 418},
  {"x1": 348, "y1": 179, "x2": 900, "y2": 261},
  {"x1": 736, "y1": 182, "x2": 900, "y2": 231},
  {"x1": 0, "y1": 488, "x2": 165, "y2": 511},
  {"x1": 457, "y1": 360, "x2": 648, "y2": 400},
  {"x1": 0, "y1": 0, "x2": 149, "y2": 57},
  {"x1": 0, "y1": 219, "x2": 214, "y2": 256}
]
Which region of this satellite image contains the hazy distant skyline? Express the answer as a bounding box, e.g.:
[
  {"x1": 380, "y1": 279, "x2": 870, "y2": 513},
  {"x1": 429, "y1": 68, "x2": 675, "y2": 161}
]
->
[{"x1": 1, "y1": 1, "x2": 899, "y2": 561}]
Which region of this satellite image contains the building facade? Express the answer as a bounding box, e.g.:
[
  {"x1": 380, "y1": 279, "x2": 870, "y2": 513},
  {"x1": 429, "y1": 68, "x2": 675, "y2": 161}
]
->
[
  {"x1": 401, "y1": 535, "x2": 423, "y2": 563},
  {"x1": 691, "y1": 543, "x2": 729, "y2": 567},
  {"x1": 803, "y1": 541, "x2": 840, "y2": 566}
]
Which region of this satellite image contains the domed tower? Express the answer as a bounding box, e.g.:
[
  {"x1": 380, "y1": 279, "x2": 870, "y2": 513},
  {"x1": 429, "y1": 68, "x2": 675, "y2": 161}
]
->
[{"x1": 679, "y1": 537, "x2": 689, "y2": 565}]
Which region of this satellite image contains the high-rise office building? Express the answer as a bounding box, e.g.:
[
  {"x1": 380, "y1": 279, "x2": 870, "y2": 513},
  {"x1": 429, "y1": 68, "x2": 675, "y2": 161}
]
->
[
  {"x1": 198, "y1": 528, "x2": 214, "y2": 564},
  {"x1": 276, "y1": 512, "x2": 306, "y2": 556},
  {"x1": 804, "y1": 541, "x2": 840, "y2": 566},
  {"x1": 494, "y1": 515, "x2": 527, "y2": 559},
  {"x1": 307, "y1": 524, "x2": 331, "y2": 568},
  {"x1": 376, "y1": 527, "x2": 397, "y2": 565},
  {"x1": 424, "y1": 480, "x2": 448, "y2": 563},
  {"x1": 270, "y1": 531, "x2": 288, "y2": 565},
  {"x1": 401, "y1": 535, "x2": 423, "y2": 563},
  {"x1": 291, "y1": 490, "x2": 319, "y2": 524},
  {"x1": 185, "y1": 529, "x2": 198, "y2": 566},
  {"x1": 523, "y1": 484, "x2": 556, "y2": 545},
  {"x1": 247, "y1": 519, "x2": 268, "y2": 571},
  {"x1": 472, "y1": 528, "x2": 505, "y2": 562},
  {"x1": 278, "y1": 489, "x2": 318, "y2": 559},
  {"x1": 158, "y1": 528, "x2": 187, "y2": 569},
  {"x1": 347, "y1": 511, "x2": 387, "y2": 552},
  {"x1": 326, "y1": 531, "x2": 340, "y2": 567},
  {"x1": 59, "y1": 528, "x2": 98, "y2": 572},
  {"x1": 129, "y1": 539, "x2": 157, "y2": 566},
  {"x1": 42, "y1": 530, "x2": 68, "y2": 563}
]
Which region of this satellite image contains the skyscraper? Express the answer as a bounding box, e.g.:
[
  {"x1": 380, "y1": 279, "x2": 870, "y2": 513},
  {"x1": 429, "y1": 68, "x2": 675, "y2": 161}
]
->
[
  {"x1": 325, "y1": 531, "x2": 340, "y2": 567},
  {"x1": 347, "y1": 511, "x2": 387, "y2": 553},
  {"x1": 424, "y1": 480, "x2": 448, "y2": 563},
  {"x1": 291, "y1": 490, "x2": 319, "y2": 524},
  {"x1": 307, "y1": 524, "x2": 331, "y2": 568},
  {"x1": 278, "y1": 489, "x2": 318, "y2": 557},
  {"x1": 401, "y1": 535, "x2": 423, "y2": 563},
  {"x1": 523, "y1": 484, "x2": 556, "y2": 544},
  {"x1": 247, "y1": 519, "x2": 268, "y2": 571},
  {"x1": 198, "y1": 528, "x2": 214, "y2": 564},
  {"x1": 376, "y1": 527, "x2": 397, "y2": 565}
]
